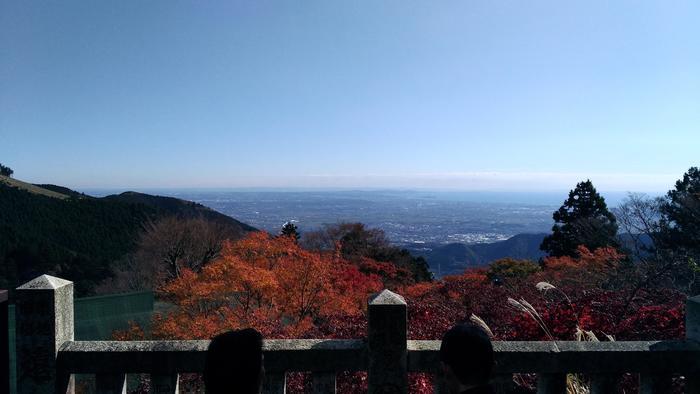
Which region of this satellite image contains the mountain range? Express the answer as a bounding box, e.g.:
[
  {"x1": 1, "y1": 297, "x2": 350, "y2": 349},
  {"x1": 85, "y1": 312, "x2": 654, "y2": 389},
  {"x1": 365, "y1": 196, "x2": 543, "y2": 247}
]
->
[
  {"x1": 406, "y1": 233, "x2": 548, "y2": 277},
  {"x1": 1, "y1": 174, "x2": 555, "y2": 292},
  {"x1": 0, "y1": 175, "x2": 254, "y2": 295}
]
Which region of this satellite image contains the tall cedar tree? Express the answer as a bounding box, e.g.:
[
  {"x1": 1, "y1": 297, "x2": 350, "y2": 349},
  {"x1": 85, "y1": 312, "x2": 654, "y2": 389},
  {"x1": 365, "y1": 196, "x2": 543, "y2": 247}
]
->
[
  {"x1": 540, "y1": 180, "x2": 619, "y2": 257},
  {"x1": 660, "y1": 167, "x2": 700, "y2": 252},
  {"x1": 658, "y1": 167, "x2": 700, "y2": 292},
  {"x1": 0, "y1": 163, "x2": 12, "y2": 177},
  {"x1": 280, "y1": 221, "x2": 300, "y2": 242}
]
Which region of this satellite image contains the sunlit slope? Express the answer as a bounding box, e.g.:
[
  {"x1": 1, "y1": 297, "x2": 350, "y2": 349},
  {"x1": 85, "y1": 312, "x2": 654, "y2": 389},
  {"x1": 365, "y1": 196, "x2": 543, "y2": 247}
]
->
[{"x1": 0, "y1": 175, "x2": 70, "y2": 199}]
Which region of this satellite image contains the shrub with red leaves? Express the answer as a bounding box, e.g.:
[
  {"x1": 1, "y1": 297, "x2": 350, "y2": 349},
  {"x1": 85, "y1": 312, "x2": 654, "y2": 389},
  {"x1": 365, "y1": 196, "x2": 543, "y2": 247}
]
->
[{"x1": 119, "y1": 241, "x2": 687, "y2": 394}]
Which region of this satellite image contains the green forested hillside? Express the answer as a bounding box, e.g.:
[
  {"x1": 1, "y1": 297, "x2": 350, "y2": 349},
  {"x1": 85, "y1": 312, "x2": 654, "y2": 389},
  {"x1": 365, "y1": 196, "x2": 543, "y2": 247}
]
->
[
  {"x1": 0, "y1": 180, "x2": 254, "y2": 295},
  {"x1": 409, "y1": 233, "x2": 548, "y2": 277},
  {"x1": 103, "y1": 191, "x2": 256, "y2": 231}
]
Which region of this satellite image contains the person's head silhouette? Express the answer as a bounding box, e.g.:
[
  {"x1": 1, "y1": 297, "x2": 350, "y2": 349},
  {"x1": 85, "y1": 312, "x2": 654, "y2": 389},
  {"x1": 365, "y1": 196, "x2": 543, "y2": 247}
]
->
[
  {"x1": 440, "y1": 323, "x2": 494, "y2": 394},
  {"x1": 204, "y1": 328, "x2": 264, "y2": 394}
]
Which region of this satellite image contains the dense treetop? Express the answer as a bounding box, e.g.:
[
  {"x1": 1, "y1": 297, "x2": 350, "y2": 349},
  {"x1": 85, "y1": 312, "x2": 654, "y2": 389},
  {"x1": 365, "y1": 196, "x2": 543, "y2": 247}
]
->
[
  {"x1": 0, "y1": 163, "x2": 13, "y2": 177},
  {"x1": 302, "y1": 222, "x2": 432, "y2": 283},
  {"x1": 540, "y1": 180, "x2": 619, "y2": 257},
  {"x1": 280, "y1": 221, "x2": 300, "y2": 242},
  {"x1": 660, "y1": 166, "x2": 700, "y2": 254}
]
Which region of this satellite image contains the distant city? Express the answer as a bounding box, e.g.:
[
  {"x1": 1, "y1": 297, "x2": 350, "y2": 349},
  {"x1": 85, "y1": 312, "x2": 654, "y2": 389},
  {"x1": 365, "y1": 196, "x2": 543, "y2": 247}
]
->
[
  {"x1": 83, "y1": 189, "x2": 642, "y2": 248},
  {"x1": 85, "y1": 189, "x2": 577, "y2": 245},
  {"x1": 181, "y1": 191, "x2": 559, "y2": 244}
]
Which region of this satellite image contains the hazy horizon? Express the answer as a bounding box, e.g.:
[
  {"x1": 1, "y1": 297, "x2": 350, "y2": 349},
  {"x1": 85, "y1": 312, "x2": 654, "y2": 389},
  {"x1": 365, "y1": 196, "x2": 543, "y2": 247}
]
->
[
  {"x1": 77, "y1": 186, "x2": 656, "y2": 208},
  {"x1": 17, "y1": 170, "x2": 684, "y2": 195}
]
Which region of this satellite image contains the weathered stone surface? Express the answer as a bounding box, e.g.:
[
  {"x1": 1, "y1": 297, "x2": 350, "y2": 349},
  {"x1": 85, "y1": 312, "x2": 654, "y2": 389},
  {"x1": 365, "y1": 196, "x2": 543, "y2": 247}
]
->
[
  {"x1": 59, "y1": 339, "x2": 366, "y2": 373},
  {"x1": 686, "y1": 295, "x2": 700, "y2": 393},
  {"x1": 95, "y1": 373, "x2": 127, "y2": 394},
  {"x1": 150, "y1": 374, "x2": 179, "y2": 394},
  {"x1": 368, "y1": 289, "x2": 407, "y2": 394},
  {"x1": 312, "y1": 372, "x2": 336, "y2": 394},
  {"x1": 536, "y1": 373, "x2": 566, "y2": 394},
  {"x1": 407, "y1": 340, "x2": 700, "y2": 374},
  {"x1": 263, "y1": 372, "x2": 286, "y2": 394},
  {"x1": 0, "y1": 290, "x2": 8, "y2": 394},
  {"x1": 588, "y1": 374, "x2": 619, "y2": 394},
  {"x1": 639, "y1": 374, "x2": 673, "y2": 394},
  {"x1": 16, "y1": 275, "x2": 74, "y2": 394},
  {"x1": 54, "y1": 336, "x2": 700, "y2": 387},
  {"x1": 54, "y1": 336, "x2": 700, "y2": 391},
  {"x1": 491, "y1": 374, "x2": 515, "y2": 394},
  {"x1": 12, "y1": 280, "x2": 700, "y2": 392},
  {"x1": 17, "y1": 274, "x2": 72, "y2": 290},
  {"x1": 369, "y1": 289, "x2": 406, "y2": 306}
]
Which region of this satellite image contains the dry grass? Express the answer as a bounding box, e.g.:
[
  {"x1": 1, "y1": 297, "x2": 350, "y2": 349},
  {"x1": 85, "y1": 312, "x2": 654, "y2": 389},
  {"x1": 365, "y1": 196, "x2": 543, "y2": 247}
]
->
[
  {"x1": 504, "y1": 282, "x2": 617, "y2": 394},
  {"x1": 507, "y1": 297, "x2": 555, "y2": 340},
  {"x1": 0, "y1": 175, "x2": 69, "y2": 199},
  {"x1": 469, "y1": 313, "x2": 494, "y2": 338}
]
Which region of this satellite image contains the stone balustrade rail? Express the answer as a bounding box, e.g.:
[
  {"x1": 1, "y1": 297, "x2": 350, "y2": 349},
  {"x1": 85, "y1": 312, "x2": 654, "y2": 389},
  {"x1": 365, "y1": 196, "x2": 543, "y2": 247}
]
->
[{"x1": 4, "y1": 274, "x2": 700, "y2": 394}]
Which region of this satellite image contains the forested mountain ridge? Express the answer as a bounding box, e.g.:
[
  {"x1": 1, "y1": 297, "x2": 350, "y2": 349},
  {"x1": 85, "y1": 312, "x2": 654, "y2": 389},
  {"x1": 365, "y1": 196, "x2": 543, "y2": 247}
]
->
[
  {"x1": 408, "y1": 233, "x2": 548, "y2": 276},
  {"x1": 0, "y1": 177, "x2": 255, "y2": 295},
  {"x1": 412, "y1": 232, "x2": 660, "y2": 277},
  {"x1": 34, "y1": 183, "x2": 92, "y2": 199},
  {"x1": 103, "y1": 191, "x2": 256, "y2": 231}
]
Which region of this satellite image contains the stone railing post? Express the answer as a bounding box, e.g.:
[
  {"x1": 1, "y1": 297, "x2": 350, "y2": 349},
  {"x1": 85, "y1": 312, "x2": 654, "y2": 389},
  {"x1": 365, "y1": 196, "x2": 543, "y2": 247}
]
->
[
  {"x1": 312, "y1": 372, "x2": 336, "y2": 394},
  {"x1": 150, "y1": 374, "x2": 179, "y2": 393},
  {"x1": 368, "y1": 289, "x2": 407, "y2": 394},
  {"x1": 537, "y1": 373, "x2": 566, "y2": 394},
  {"x1": 1, "y1": 290, "x2": 9, "y2": 394},
  {"x1": 686, "y1": 295, "x2": 700, "y2": 392},
  {"x1": 263, "y1": 372, "x2": 286, "y2": 394},
  {"x1": 639, "y1": 374, "x2": 672, "y2": 394},
  {"x1": 589, "y1": 374, "x2": 618, "y2": 394},
  {"x1": 15, "y1": 275, "x2": 74, "y2": 394},
  {"x1": 95, "y1": 373, "x2": 127, "y2": 394}
]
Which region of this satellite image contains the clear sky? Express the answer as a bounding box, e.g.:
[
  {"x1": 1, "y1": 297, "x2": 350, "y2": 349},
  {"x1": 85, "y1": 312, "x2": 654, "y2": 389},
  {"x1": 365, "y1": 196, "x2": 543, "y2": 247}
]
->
[{"x1": 1, "y1": 1, "x2": 698, "y2": 192}]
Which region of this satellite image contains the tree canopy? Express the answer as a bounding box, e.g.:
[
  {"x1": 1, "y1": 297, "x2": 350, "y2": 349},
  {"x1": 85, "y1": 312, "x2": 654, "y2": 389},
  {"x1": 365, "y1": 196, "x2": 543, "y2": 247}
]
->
[
  {"x1": 155, "y1": 232, "x2": 384, "y2": 339},
  {"x1": 540, "y1": 180, "x2": 619, "y2": 257},
  {"x1": 146, "y1": 232, "x2": 685, "y2": 393},
  {"x1": 660, "y1": 167, "x2": 700, "y2": 254},
  {"x1": 486, "y1": 258, "x2": 540, "y2": 284},
  {"x1": 302, "y1": 222, "x2": 432, "y2": 283},
  {"x1": 612, "y1": 167, "x2": 700, "y2": 294},
  {"x1": 0, "y1": 163, "x2": 13, "y2": 177},
  {"x1": 280, "y1": 221, "x2": 300, "y2": 242}
]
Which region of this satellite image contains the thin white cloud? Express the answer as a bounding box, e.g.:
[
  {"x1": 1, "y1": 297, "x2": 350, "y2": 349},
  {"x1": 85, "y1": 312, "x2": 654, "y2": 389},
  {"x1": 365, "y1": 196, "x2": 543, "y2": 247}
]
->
[
  {"x1": 65, "y1": 171, "x2": 680, "y2": 193},
  {"x1": 107, "y1": 171, "x2": 676, "y2": 193}
]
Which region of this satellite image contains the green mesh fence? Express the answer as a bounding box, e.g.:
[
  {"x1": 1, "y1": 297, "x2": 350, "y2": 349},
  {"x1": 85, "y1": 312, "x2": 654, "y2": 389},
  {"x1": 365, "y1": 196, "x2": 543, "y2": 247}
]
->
[{"x1": 7, "y1": 291, "x2": 154, "y2": 393}]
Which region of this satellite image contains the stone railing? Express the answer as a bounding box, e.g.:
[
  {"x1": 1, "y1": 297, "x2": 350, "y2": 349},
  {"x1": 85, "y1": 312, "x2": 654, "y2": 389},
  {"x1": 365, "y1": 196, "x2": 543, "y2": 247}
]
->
[
  {"x1": 7, "y1": 274, "x2": 700, "y2": 393},
  {"x1": 1, "y1": 289, "x2": 9, "y2": 394}
]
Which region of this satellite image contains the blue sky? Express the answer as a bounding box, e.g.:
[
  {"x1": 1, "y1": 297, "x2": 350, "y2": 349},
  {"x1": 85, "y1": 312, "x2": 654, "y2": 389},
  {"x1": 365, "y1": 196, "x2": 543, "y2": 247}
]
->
[{"x1": 1, "y1": 1, "x2": 698, "y2": 192}]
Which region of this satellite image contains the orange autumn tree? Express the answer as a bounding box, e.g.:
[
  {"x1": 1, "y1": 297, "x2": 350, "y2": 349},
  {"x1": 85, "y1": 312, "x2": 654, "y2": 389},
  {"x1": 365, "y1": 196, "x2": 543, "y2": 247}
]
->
[
  {"x1": 155, "y1": 232, "x2": 383, "y2": 339},
  {"x1": 541, "y1": 245, "x2": 625, "y2": 288}
]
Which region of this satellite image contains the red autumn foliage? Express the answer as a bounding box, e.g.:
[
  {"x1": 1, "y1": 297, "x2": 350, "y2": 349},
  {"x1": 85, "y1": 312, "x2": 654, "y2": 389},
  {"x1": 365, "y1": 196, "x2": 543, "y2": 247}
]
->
[
  {"x1": 152, "y1": 232, "x2": 384, "y2": 339},
  {"x1": 539, "y1": 245, "x2": 625, "y2": 288},
  {"x1": 116, "y1": 232, "x2": 686, "y2": 393}
]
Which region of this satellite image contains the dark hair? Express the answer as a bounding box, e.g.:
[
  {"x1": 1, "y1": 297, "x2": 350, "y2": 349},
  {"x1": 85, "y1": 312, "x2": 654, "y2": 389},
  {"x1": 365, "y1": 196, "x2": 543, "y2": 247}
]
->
[
  {"x1": 439, "y1": 323, "x2": 494, "y2": 386},
  {"x1": 204, "y1": 328, "x2": 264, "y2": 394}
]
